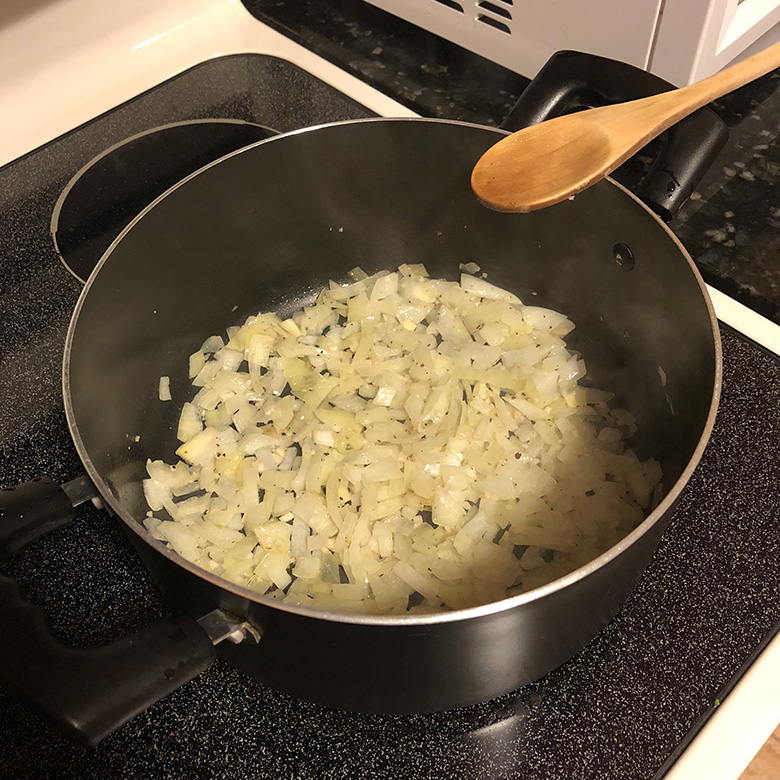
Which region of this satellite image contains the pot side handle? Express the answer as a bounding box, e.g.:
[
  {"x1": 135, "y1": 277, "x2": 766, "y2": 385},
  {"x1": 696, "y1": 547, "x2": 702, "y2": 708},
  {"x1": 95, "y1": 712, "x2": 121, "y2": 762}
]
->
[
  {"x1": 0, "y1": 477, "x2": 77, "y2": 558},
  {"x1": 0, "y1": 477, "x2": 216, "y2": 746},
  {"x1": 501, "y1": 50, "x2": 730, "y2": 222},
  {"x1": 0, "y1": 577, "x2": 215, "y2": 746}
]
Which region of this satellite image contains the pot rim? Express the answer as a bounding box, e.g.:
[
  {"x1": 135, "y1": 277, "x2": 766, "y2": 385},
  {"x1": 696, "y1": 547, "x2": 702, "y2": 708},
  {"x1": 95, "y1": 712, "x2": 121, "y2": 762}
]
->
[{"x1": 62, "y1": 116, "x2": 723, "y2": 627}]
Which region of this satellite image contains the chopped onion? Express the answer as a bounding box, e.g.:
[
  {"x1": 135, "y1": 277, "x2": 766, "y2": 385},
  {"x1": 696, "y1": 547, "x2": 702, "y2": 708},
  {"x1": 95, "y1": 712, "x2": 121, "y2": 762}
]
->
[
  {"x1": 145, "y1": 265, "x2": 662, "y2": 614},
  {"x1": 158, "y1": 376, "x2": 171, "y2": 401}
]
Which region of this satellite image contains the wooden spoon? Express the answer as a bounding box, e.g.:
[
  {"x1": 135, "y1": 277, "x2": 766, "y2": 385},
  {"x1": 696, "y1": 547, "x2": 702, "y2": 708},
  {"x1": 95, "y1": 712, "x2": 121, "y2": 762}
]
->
[{"x1": 471, "y1": 41, "x2": 780, "y2": 213}]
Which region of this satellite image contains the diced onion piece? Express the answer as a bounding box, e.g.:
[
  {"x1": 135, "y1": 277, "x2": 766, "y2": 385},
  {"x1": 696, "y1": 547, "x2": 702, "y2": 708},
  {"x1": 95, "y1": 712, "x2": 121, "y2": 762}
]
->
[
  {"x1": 460, "y1": 273, "x2": 522, "y2": 304},
  {"x1": 158, "y1": 376, "x2": 171, "y2": 401},
  {"x1": 189, "y1": 351, "x2": 206, "y2": 378},
  {"x1": 177, "y1": 402, "x2": 203, "y2": 443}
]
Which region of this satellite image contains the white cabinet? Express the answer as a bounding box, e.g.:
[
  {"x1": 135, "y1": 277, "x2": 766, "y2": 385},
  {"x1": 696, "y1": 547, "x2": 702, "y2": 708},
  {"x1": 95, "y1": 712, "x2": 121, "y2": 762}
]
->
[{"x1": 366, "y1": 0, "x2": 780, "y2": 84}]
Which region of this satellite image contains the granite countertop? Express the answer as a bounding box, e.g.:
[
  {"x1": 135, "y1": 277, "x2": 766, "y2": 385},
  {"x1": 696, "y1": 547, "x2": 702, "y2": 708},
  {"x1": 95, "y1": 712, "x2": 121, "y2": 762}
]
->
[{"x1": 246, "y1": 0, "x2": 780, "y2": 326}]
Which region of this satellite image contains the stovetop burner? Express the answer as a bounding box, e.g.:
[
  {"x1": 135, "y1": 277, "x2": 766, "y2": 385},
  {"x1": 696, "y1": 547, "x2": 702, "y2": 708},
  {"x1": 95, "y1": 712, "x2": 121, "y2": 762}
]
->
[
  {"x1": 51, "y1": 119, "x2": 276, "y2": 281},
  {"x1": 1, "y1": 52, "x2": 779, "y2": 780}
]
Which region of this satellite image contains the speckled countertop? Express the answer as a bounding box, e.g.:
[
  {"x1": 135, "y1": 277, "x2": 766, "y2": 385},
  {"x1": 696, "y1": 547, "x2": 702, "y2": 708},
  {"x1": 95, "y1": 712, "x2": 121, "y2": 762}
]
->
[{"x1": 245, "y1": 0, "x2": 780, "y2": 325}]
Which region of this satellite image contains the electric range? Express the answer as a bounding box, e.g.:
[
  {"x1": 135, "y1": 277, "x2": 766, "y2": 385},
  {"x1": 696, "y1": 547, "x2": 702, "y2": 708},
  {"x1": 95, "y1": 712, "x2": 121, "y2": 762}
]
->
[{"x1": 1, "y1": 1, "x2": 779, "y2": 778}]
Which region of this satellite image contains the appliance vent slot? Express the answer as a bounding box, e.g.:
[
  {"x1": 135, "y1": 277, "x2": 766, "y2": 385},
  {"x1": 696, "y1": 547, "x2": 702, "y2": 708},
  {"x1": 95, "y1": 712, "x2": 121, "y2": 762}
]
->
[
  {"x1": 431, "y1": 0, "x2": 464, "y2": 12},
  {"x1": 478, "y1": 0, "x2": 512, "y2": 19},
  {"x1": 477, "y1": 14, "x2": 511, "y2": 34}
]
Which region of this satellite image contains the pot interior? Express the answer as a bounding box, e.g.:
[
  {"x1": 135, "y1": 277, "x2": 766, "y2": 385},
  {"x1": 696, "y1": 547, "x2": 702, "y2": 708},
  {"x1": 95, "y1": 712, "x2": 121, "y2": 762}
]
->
[{"x1": 66, "y1": 118, "x2": 718, "y2": 570}]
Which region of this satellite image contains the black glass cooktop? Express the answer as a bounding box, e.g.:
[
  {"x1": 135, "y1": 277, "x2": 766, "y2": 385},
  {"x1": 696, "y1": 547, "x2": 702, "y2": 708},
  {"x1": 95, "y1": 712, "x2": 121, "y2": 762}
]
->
[{"x1": 0, "y1": 54, "x2": 779, "y2": 780}]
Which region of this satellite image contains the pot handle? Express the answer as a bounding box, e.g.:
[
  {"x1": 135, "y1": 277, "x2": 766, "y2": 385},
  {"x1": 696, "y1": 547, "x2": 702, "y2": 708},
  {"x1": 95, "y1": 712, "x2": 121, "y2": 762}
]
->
[
  {"x1": 501, "y1": 50, "x2": 729, "y2": 221},
  {"x1": 0, "y1": 476, "x2": 94, "y2": 557},
  {"x1": 0, "y1": 476, "x2": 217, "y2": 745}
]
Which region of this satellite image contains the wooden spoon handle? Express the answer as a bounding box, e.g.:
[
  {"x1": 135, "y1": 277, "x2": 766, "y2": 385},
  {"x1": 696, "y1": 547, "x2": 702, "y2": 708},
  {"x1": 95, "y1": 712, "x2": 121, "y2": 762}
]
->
[{"x1": 646, "y1": 40, "x2": 780, "y2": 130}]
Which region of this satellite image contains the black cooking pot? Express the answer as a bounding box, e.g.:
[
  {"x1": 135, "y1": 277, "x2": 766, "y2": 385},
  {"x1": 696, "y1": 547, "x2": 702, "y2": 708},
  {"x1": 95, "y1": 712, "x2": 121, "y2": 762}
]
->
[{"x1": 0, "y1": 52, "x2": 726, "y2": 745}]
